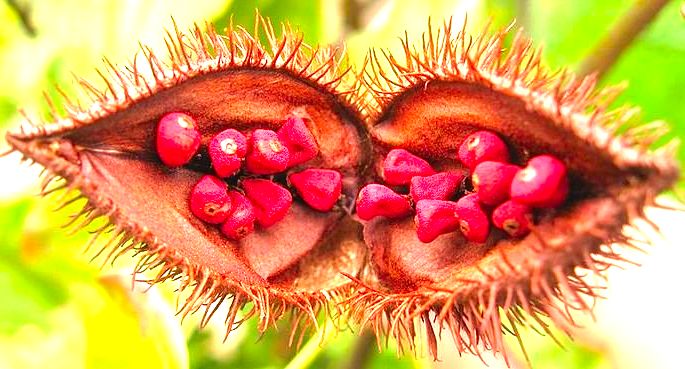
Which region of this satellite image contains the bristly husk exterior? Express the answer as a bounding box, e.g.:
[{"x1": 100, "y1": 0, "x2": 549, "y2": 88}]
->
[
  {"x1": 6, "y1": 16, "x2": 370, "y2": 341},
  {"x1": 5, "y1": 15, "x2": 682, "y2": 365},
  {"x1": 355, "y1": 18, "x2": 680, "y2": 363}
]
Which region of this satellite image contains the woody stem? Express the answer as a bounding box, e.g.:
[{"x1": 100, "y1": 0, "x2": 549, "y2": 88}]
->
[
  {"x1": 577, "y1": 0, "x2": 670, "y2": 80},
  {"x1": 283, "y1": 320, "x2": 338, "y2": 369}
]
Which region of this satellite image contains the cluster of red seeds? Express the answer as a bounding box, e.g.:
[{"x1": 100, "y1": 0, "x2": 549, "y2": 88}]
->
[
  {"x1": 155, "y1": 112, "x2": 343, "y2": 240},
  {"x1": 356, "y1": 131, "x2": 569, "y2": 244}
]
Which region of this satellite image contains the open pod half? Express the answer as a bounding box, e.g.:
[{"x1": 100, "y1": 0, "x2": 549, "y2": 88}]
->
[
  {"x1": 4, "y1": 17, "x2": 681, "y2": 363},
  {"x1": 350, "y1": 20, "x2": 680, "y2": 361},
  {"x1": 6, "y1": 18, "x2": 373, "y2": 336}
]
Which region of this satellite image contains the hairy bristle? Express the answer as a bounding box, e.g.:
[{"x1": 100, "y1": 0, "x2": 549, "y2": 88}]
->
[
  {"x1": 365, "y1": 19, "x2": 678, "y2": 179},
  {"x1": 5, "y1": 14, "x2": 682, "y2": 365},
  {"x1": 348, "y1": 15, "x2": 679, "y2": 360},
  {"x1": 13, "y1": 16, "x2": 368, "y2": 141},
  {"x1": 6, "y1": 15, "x2": 365, "y2": 344},
  {"x1": 353, "y1": 17, "x2": 681, "y2": 362}
]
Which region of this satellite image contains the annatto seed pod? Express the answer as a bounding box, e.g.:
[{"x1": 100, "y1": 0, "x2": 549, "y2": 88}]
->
[
  {"x1": 5, "y1": 16, "x2": 681, "y2": 364},
  {"x1": 351, "y1": 20, "x2": 679, "y2": 362}
]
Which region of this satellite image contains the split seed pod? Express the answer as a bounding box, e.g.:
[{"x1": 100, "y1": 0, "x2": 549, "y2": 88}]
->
[
  {"x1": 5, "y1": 18, "x2": 371, "y2": 339},
  {"x1": 356, "y1": 19, "x2": 680, "y2": 362},
  {"x1": 4, "y1": 16, "x2": 681, "y2": 364}
]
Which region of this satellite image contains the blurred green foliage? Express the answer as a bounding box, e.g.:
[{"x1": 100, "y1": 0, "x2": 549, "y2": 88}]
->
[{"x1": 0, "y1": 0, "x2": 683, "y2": 369}]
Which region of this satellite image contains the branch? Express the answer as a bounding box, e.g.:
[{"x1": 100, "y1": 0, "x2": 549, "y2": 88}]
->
[
  {"x1": 515, "y1": 0, "x2": 531, "y2": 31},
  {"x1": 283, "y1": 322, "x2": 338, "y2": 369},
  {"x1": 5, "y1": 0, "x2": 36, "y2": 37},
  {"x1": 338, "y1": 331, "x2": 375, "y2": 369},
  {"x1": 577, "y1": 0, "x2": 670, "y2": 79}
]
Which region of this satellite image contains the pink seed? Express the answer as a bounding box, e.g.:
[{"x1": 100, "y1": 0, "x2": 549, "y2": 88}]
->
[
  {"x1": 510, "y1": 155, "x2": 568, "y2": 208},
  {"x1": 414, "y1": 200, "x2": 461, "y2": 243},
  {"x1": 410, "y1": 171, "x2": 464, "y2": 201},
  {"x1": 156, "y1": 112, "x2": 201, "y2": 167},
  {"x1": 455, "y1": 193, "x2": 490, "y2": 243},
  {"x1": 242, "y1": 179, "x2": 293, "y2": 228},
  {"x1": 356, "y1": 184, "x2": 412, "y2": 221},
  {"x1": 209, "y1": 129, "x2": 247, "y2": 178},
  {"x1": 546, "y1": 180, "x2": 569, "y2": 207},
  {"x1": 245, "y1": 129, "x2": 290, "y2": 174},
  {"x1": 472, "y1": 161, "x2": 520, "y2": 206},
  {"x1": 492, "y1": 200, "x2": 532, "y2": 238},
  {"x1": 382, "y1": 149, "x2": 435, "y2": 186},
  {"x1": 189, "y1": 175, "x2": 231, "y2": 224},
  {"x1": 277, "y1": 115, "x2": 319, "y2": 168},
  {"x1": 458, "y1": 130, "x2": 510, "y2": 170},
  {"x1": 288, "y1": 169, "x2": 342, "y2": 212},
  {"x1": 220, "y1": 191, "x2": 257, "y2": 240}
]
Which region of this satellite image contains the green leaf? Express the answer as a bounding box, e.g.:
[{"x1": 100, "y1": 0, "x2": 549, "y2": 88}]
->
[
  {"x1": 0, "y1": 258, "x2": 67, "y2": 332},
  {"x1": 601, "y1": 2, "x2": 685, "y2": 164},
  {"x1": 528, "y1": 0, "x2": 685, "y2": 165},
  {"x1": 0, "y1": 200, "x2": 68, "y2": 333},
  {"x1": 76, "y1": 275, "x2": 188, "y2": 369},
  {"x1": 0, "y1": 306, "x2": 88, "y2": 369}
]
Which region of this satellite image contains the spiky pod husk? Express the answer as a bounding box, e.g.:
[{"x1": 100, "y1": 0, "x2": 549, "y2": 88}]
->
[
  {"x1": 6, "y1": 17, "x2": 372, "y2": 340},
  {"x1": 4, "y1": 16, "x2": 681, "y2": 364},
  {"x1": 355, "y1": 19, "x2": 680, "y2": 363}
]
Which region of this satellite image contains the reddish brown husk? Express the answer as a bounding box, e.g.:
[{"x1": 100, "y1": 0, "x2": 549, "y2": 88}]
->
[
  {"x1": 4, "y1": 17, "x2": 681, "y2": 363},
  {"x1": 5, "y1": 18, "x2": 371, "y2": 338},
  {"x1": 355, "y1": 20, "x2": 679, "y2": 361}
]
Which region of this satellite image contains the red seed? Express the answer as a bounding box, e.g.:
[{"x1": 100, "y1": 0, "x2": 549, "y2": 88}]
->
[
  {"x1": 458, "y1": 130, "x2": 510, "y2": 170},
  {"x1": 382, "y1": 149, "x2": 435, "y2": 186},
  {"x1": 242, "y1": 179, "x2": 293, "y2": 228},
  {"x1": 189, "y1": 175, "x2": 231, "y2": 224},
  {"x1": 277, "y1": 115, "x2": 319, "y2": 168},
  {"x1": 245, "y1": 129, "x2": 290, "y2": 174},
  {"x1": 410, "y1": 171, "x2": 464, "y2": 201},
  {"x1": 356, "y1": 184, "x2": 412, "y2": 221},
  {"x1": 209, "y1": 129, "x2": 247, "y2": 178},
  {"x1": 288, "y1": 169, "x2": 342, "y2": 212},
  {"x1": 156, "y1": 112, "x2": 201, "y2": 167},
  {"x1": 492, "y1": 200, "x2": 532, "y2": 238},
  {"x1": 472, "y1": 161, "x2": 520, "y2": 206},
  {"x1": 220, "y1": 191, "x2": 257, "y2": 240},
  {"x1": 414, "y1": 200, "x2": 461, "y2": 243},
  {"x1": 510, "y1": 155, "x2": 568, "y2": 208},
  {"x1": 455, "y1": 193, "x2": 490, "y2": 243},
  {"x1": 546, "y1": 180, "x2": 569, "y2": 207}
]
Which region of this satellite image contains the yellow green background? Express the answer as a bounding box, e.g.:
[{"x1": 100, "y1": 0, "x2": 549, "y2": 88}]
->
[{"x1": 0, "y1": 1, "x2": 684, "y2": 368}]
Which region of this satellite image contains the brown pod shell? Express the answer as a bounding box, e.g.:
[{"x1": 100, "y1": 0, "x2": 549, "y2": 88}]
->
[
  {"x1": 354, "y1": 20, "x2": 680, "y2": 361},
  {"x1": 4, "y1": 15, "x2": 682, "y2": 363},
  {"x1": 5, "y1": 18, "x2": 372, "y2": 335}
]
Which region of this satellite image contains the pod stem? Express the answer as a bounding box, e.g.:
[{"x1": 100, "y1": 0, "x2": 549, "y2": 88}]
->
[
  {"x1": 283, "y1": 319, "x2": 339, "y2": 369},
  {"x1": 5, "y1": 0, "x2": 36, "y2": 36},
  {"x1": 577, "y1": 0, "x2": 670, "y2": 79},
  {"x1": 338, "y1": 331, "x2": 375, "y2": 369}
]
